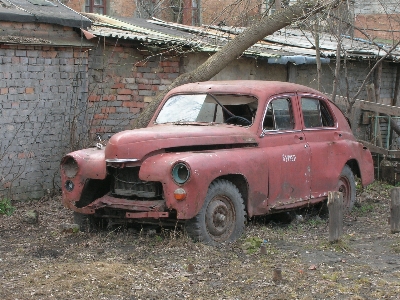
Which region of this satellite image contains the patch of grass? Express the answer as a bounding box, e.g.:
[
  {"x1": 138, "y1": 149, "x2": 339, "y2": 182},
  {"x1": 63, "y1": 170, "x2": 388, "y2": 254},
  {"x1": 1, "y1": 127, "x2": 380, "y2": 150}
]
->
[
  {"x1": 356, "y1": 277, "x2": 371, "y2": 285},
  {"x1": 306, "y1": 216, "x2": 326, "y2": 227},
  {"x1": 242, "y1": 236, "x2": 263, "y2": 254},
  {"x1": 319, "y1": 237, "x2": 351, "y2": 252},
  {"x1": 364, "y1": 180, "x2": 394, "y2": 198},
  {"x1": 154, "y1": 235, "x2": 163, "y2": 243},
  {"x1": 365, "y1": 180, "x2": 393, "y2": 192},
  {"x1": 322, "y1": 272, "x2": 339, "y2": 282},
  {"x1": 391, "y1": 242, "x2": 400, "y2": 254},
  {"x1": 353, "y1": 203, "x2": 375, "y2": 215},
  {"x1": 0, "y1": 198, "x2": 15, "y2": 216}
]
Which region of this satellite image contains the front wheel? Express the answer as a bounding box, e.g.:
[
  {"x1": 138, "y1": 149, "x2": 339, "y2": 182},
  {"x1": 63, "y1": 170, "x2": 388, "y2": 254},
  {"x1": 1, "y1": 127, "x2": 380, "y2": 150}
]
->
[
  {"x1": 337, "y1": 165, "x2": 356, "y2": 213},
  {"x1": 185, "y1": 179, "x2": 246, "y2": 245},
  {"x1": 73, "y1": 212, "x2": 105, "y2": 232}
]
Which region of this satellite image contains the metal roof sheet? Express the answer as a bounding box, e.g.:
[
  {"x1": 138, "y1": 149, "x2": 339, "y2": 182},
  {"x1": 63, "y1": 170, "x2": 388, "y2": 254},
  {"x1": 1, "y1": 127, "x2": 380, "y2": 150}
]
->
[
  {"x1": 82, "y1": 13, "x2": 400, "y2": 64},
  {"x1": 0, "y1": 0, "x2": 91, "y2": 28}
]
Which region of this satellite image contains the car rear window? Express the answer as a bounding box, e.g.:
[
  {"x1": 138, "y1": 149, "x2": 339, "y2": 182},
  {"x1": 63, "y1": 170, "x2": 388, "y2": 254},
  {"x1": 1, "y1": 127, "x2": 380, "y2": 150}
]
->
[{"x1": 301, "y1": 98, "x2": 335, "y2": 128}]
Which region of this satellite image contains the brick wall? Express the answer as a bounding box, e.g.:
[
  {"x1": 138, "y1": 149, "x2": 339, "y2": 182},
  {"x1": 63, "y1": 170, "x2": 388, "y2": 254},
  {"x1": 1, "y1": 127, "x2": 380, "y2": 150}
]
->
[
  {"x1": 0, "y1": 23, "x2": 89, "y2": 201},
  {"x1": 108, "y1": 0, "x2": 136, "y2": 18},
  {"x1": 295, "y1": 60, "x2": 397, "y2": 105},
  {"x1": 62, "y1": 0, "x2": 263, "y2": 25},
  {"x1": 354, "y1": 14, "x2": 400, "y2": 41},
  {"x1": 353, "y1": 1, "x2": 400, "y2": 40},
  {"x1": 201, "y1": 0, "x2": 261, "y2": 26},
  {"x1": 86, "y1": 40, "x2": 180, "y2": 135}
]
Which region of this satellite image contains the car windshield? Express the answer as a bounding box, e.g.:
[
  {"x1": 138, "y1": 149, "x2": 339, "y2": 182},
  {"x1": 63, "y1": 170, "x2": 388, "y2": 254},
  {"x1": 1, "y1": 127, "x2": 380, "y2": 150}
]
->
[{"x1": 155, "y1": 93, "x2": 258, "y2": 126}]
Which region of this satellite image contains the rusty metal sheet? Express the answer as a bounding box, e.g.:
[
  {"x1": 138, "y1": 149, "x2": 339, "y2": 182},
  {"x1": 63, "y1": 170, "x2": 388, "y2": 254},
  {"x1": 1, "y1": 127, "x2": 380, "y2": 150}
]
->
[{"x1": 87, "y1": 195, "x2": 166, "y2": 212}]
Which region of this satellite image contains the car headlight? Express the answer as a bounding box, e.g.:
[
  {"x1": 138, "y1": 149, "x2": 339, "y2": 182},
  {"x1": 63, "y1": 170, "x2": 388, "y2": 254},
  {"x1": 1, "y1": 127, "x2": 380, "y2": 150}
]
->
[
  {"x1": 62, "y1": 156, "x2": 79, "y2": 178},
  {"x1": 172, "y1": 162, "x2": 190, "y2": 184}
]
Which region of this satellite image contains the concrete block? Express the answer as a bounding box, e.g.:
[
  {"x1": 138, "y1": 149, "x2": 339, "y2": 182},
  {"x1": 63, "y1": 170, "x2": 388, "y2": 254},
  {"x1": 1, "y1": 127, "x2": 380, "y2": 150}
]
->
[
  {"x1": 27, "y1": 65, "x2": 44, "y2": 72},
  {"x1": 138, "y1": 90, "x2": 154, "y2": 96},
  {"x1": 14, "y1": 51, "x2": 25, "y2": 59}
]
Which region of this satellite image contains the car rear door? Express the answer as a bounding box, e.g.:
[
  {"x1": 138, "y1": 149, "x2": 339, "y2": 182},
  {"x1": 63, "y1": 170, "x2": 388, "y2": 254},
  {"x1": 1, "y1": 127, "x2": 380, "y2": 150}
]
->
[{"x1": 299, "y1": 95, "x2": 340, "y2": 199}]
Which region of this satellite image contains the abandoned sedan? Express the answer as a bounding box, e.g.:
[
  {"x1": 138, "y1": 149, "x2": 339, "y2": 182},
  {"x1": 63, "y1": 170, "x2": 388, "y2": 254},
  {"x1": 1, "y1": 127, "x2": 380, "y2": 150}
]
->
[{"x1": 60, "y1": 81, "x2": 374, "y2": 244}]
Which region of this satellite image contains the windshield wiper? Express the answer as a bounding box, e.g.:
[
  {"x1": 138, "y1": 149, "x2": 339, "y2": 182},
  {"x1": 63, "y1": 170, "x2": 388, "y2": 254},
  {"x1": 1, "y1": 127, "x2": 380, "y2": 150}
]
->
[{"x1": 207, "y1": 93, "x2": 235, "y2": 117}]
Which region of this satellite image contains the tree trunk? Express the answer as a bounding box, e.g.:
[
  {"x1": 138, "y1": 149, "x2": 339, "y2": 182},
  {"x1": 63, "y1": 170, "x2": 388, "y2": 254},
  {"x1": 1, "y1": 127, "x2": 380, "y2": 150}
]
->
[
  {"x1": 133, "y1": 0, "x2": 340, "y2": 129},
  {"x1": 314, "y1": 21, "x2": 322, "y2": 91},
  {"x1": 331, "y1": 42, "x2": 341, "y2": 103}
]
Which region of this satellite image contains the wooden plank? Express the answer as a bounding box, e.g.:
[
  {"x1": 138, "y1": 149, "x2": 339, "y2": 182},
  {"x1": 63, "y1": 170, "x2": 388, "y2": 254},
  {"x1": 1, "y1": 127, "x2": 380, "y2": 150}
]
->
[
  {"x1": 358, "y1": 140, "x2": 389, "y2": 156},
  {"x1": 328, "y1": 191, "x2": 343, "y2": 243},
  {"x1": 354, "y1": 100, "x2": 400, "y2": 116},
  {"x1": 390, "y1": 188, "x2": 400, "y2": 233},
  {"x1": 393, "y1": 64, "x2": 400, "y2": 106},
  {"x1": 358, "y1": 140, "x2": 400, "y2": 157},
  {"x1": 374, "y1": 62, "x2": 382, "y2": 103},
  {"x1": 388, "y1": 150, "x2": 400, "y2": 158}
]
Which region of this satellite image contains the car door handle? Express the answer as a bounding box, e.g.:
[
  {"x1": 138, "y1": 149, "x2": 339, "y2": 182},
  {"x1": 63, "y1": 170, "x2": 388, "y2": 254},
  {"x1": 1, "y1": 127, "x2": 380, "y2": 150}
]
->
[{"x1": 299, "y1": 136, "x2": 304, "y2": 140}]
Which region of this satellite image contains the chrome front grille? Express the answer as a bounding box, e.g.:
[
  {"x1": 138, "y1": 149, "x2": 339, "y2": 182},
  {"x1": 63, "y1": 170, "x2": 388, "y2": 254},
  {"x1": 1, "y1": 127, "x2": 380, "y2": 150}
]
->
[{"x1": 111, "y1": 167, "x2": 162, "y2": 198}]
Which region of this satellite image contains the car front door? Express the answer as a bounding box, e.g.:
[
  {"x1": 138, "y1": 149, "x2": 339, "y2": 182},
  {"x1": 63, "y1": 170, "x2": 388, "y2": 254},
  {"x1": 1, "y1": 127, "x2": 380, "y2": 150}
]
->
[{"x1": 258, "y1": 95, "x2": 311, "y2": 210}]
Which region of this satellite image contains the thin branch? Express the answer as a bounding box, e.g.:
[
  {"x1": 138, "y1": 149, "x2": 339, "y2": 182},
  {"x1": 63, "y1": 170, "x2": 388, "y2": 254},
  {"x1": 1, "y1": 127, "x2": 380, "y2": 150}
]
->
[{"x1": 351, "y1": 40, "x2": 400, "y2": 102}]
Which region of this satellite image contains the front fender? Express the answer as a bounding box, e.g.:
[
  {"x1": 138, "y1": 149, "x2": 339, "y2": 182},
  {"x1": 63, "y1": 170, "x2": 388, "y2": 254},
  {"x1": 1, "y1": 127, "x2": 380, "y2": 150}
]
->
[
  {"x1": 139, "y1": 148, "x2": 266, "y2": 219},
  {"x1": 63, "y1": 147, "x2": 107, "y2": 180},
  {"x1": 61, "y1": 148, "x2": 107, "y2": 209}
]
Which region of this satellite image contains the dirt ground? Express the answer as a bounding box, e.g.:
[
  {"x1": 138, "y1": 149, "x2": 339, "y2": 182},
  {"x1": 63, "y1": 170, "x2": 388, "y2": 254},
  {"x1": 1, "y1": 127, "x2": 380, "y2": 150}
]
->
[{"x1": 1, "y1": 181, "x2": 400, "y2": 300}]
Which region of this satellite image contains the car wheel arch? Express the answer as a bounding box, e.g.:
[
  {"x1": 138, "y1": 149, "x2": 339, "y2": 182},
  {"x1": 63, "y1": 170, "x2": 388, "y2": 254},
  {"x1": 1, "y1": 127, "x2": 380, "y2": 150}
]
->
[
  {"x1": 346, "y1": 159, "x2": 361, "y2": 179},
  {"x1": 217, "y1": 174, "x2": 249, "y2": 211}
]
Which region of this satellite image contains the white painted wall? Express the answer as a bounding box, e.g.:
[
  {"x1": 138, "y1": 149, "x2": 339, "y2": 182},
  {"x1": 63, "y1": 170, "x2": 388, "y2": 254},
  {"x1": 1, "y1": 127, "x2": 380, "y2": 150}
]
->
[{"x1": 353, "y1": 0, "x2": 400, "y2": 15}]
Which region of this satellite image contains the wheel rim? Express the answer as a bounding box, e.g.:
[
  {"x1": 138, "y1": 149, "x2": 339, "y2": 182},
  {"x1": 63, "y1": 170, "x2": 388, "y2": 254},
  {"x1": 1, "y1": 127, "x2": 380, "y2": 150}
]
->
[
  {"x1": 205, "y1": 195, "x2": 235, "y2": 241},
  {"x1": 338, "y1": 175, "x2": 351, "y2": 209}
]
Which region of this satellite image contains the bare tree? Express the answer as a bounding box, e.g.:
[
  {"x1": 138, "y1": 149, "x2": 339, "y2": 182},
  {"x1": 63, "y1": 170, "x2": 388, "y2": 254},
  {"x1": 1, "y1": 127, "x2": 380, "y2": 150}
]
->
[{"x1": 133, "y1": 0, "x2": 341, "y2": 128}]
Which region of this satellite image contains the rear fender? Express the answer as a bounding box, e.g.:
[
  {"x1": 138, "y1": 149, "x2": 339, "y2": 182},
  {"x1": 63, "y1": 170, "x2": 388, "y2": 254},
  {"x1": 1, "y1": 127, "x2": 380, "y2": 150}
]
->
[{"x1": 350, "y1": 143, "x2": 374, "y2": 186}]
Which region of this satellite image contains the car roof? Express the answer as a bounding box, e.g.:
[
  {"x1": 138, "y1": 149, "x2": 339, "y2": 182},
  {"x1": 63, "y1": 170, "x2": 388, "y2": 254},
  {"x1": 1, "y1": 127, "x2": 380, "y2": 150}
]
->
[{"x1": 167, "y1": 81, "x2": 328, "y2": 99}]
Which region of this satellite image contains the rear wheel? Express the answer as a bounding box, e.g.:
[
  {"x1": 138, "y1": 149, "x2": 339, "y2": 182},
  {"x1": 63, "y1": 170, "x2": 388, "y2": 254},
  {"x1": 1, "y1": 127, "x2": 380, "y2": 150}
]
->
[
  {"x1": 185, "y1": 179, "x2": 246, "y2": 245},
  {"x1": 337, "y1": 165, "x2": 356, "y2": 213}
]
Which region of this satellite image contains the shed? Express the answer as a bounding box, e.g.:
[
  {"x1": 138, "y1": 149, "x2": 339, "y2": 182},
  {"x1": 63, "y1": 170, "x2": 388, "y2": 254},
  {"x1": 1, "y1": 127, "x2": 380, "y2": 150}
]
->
[{"x1": 0, "y1": 0, "x2": 91, "y2": 200}]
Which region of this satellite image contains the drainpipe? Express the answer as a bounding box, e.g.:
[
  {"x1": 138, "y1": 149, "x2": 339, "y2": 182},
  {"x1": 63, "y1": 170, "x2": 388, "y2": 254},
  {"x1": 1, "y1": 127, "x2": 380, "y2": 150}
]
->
[{"x1": 182, "y1": 0, "x2": 192, "y2": 25}]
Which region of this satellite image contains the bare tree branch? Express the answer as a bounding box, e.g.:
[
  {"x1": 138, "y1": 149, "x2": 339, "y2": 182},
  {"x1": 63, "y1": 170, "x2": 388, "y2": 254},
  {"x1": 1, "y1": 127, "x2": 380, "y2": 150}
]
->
[{"x1": 133, "y1": 0, "x2": 342, "y2": 129}]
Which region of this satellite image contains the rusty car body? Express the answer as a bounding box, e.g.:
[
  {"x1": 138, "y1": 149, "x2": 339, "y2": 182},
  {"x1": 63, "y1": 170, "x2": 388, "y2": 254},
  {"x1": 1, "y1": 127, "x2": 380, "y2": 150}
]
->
[{"x1": 60, "y1": 81, "x2": 374, "y2": 244}]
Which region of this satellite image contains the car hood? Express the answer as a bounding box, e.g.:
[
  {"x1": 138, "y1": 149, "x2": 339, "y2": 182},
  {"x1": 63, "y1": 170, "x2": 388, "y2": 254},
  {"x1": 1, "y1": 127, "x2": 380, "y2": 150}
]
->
[{"x1": 105, "y1": 124, "x2": 257, "y2": 161}]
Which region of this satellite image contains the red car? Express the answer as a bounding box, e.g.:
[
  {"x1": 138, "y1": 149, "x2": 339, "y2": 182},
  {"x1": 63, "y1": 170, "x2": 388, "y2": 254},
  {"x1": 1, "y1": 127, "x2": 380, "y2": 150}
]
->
[{"x1": 60, "y1": 81, "x2": 374, "y2": 244}]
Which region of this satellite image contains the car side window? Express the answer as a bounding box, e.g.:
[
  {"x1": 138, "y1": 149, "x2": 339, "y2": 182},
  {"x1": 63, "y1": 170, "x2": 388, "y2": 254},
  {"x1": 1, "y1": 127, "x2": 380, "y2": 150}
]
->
[
  {"x1": 263, "y1": 98, "x2": 294, "y2": 131},
  {"x1": 301, "y1": 98, "x2": 335, "y2": 128}
]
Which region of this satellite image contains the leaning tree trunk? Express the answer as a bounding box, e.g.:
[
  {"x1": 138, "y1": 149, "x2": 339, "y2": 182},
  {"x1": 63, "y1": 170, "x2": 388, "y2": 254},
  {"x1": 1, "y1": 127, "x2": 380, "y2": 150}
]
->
[{"x1": 133, "y1": 0, "x2": 340, "y2": 129}]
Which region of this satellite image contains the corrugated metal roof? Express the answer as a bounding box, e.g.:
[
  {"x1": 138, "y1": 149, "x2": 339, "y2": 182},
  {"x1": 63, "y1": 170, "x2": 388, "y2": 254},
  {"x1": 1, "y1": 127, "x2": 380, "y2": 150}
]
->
[
  {"x1": 82, "y1": 13, "x2": 400, "y2": 64},
  {"x1": 0, "y1": 0, "x2": 91, "y2": 28}
]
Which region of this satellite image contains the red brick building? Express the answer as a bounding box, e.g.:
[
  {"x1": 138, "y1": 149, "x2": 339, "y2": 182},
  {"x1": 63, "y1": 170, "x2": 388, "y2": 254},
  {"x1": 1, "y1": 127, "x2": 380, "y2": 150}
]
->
[
  {"x1": 61, "y1": 0, "x2": 285, "y2": 26},
  {"x1": 62, "y1": 0, "x2": 400, "y2": 41},
  {"x1": 353, "y1": 1, "x2": 400, "y2": 41}
]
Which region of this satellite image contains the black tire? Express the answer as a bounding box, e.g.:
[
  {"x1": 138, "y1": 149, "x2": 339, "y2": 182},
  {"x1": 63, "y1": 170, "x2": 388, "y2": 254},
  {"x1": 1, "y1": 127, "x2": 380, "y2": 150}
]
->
[
  {"x1": 185, "y1": 179, "x2": 246, "y2": 245},
  {"x1": 73, "y1": 212, "x2": 105, "y2": 233},
  {"x1": 337, "y1": 165, "x2": 356, "y2": 213}
]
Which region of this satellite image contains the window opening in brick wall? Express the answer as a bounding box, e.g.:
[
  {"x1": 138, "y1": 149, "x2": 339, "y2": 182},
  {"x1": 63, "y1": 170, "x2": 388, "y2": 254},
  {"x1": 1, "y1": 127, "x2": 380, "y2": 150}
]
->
[
  {"x1": 261, "y1": 0, "x2": 291, "y2": 15},
  {"x1": 85, "y1": 0, "x2": 106, "y2": 14}
]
